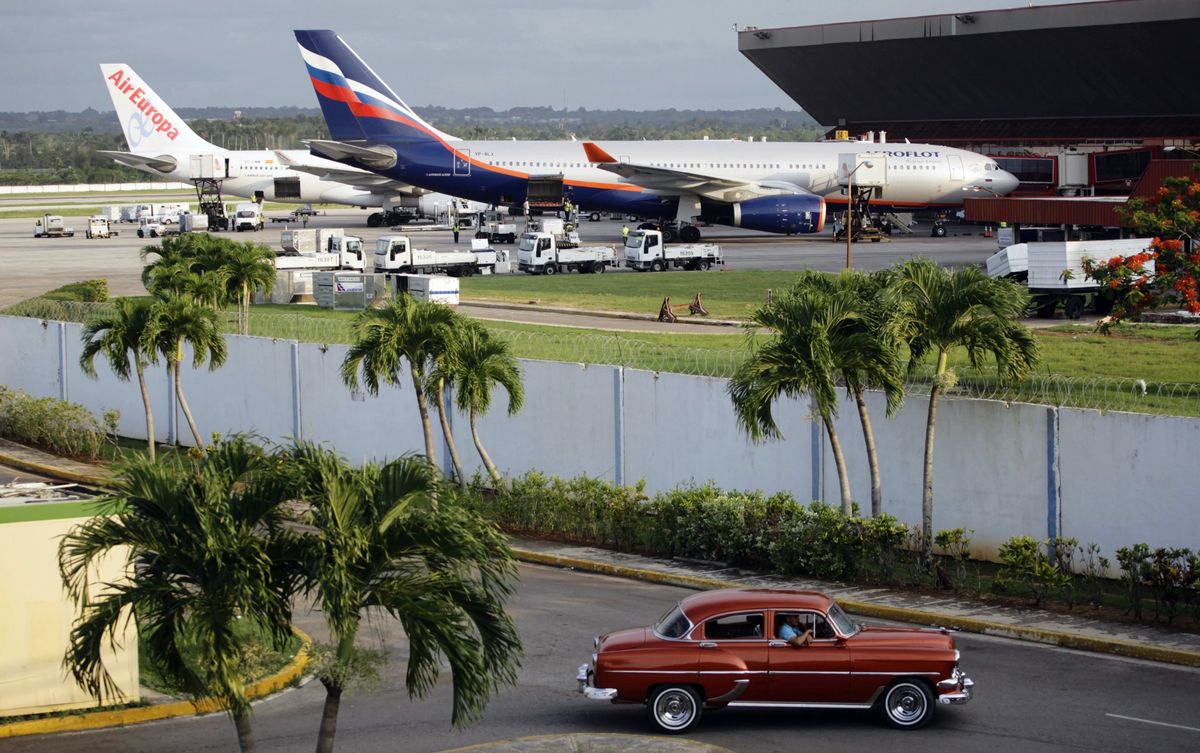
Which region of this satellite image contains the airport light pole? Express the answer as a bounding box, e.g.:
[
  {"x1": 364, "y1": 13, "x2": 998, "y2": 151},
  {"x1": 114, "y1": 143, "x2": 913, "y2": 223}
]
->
[{"x1": 844, "y1": 160, "x2": 874, "y2": 269}]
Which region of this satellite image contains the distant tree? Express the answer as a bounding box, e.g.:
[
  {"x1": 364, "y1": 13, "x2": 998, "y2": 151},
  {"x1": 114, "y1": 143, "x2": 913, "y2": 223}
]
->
[{"x1": 445, "y1": 321, "x2": 525, "y2": 486}]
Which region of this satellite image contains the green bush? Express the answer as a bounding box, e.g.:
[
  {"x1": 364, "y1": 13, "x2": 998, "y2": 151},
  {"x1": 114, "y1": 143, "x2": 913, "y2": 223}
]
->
[
  {"x1": 1116, "y1": 544, "x2": 1198, "y2": 624},
  {"x1": 41, "y1": 279, "x2": 108, "y2": 302},
  {"x1": 995, "y1": 536, "x2": 1073, "y2": 607},
  {"x1": 0, "y1": 386, "x2": 110, "y2": 459}
]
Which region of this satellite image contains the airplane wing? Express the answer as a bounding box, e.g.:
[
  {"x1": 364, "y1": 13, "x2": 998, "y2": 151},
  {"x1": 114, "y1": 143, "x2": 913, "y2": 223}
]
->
[
  {"x1": 273, "y1": 151, "x2": 428, "y2": 196},
  {"x1": 581, "y1": 142, "x2": 813, "y2": 201},
  {"x1": 98, "y1": 150, "x2": 177, "y2": 174},
  {"x1": 303, "y1": 139, "x2": 397, "y2": 170}
]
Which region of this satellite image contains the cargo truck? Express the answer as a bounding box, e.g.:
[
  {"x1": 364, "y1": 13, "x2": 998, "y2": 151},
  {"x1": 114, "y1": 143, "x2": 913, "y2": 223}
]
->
[
  {"x1": 85, "y1": 216, "x2": 118, "y2": 239},
  {"x1": 475, "y1": 210, "x2": 519, "y2": 244},
  {"x1": 623, "y1": 229, "x2": 723, "y2": 271},
  {"x1": 986, "y1": 238, "x2": 1154, "y2": 319},
  {"x1": 516, "y1": 231, "x2": 616, "y2": 275},
  {"x1": 33, "y1": 215, "x2": 75, "y2": 238},
  {"x1": 374, "y1": 235, "x2": 494, "y2": 276}
]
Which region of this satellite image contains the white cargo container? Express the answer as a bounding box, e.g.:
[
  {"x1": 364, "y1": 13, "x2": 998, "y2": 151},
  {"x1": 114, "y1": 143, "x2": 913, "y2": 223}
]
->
[
  {"x1": 281, "y1": 228, "x2": 345, "y2": 256},
  {"x1": 98, "y1": 206, "x2": 124, "y2": 222},
  {"x1": 392, "y1": 274, "x2": 460, "y2": 305}
]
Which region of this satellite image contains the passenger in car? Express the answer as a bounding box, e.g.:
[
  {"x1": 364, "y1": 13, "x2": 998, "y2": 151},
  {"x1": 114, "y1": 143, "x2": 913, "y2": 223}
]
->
[{"x1": 778, "y1": 613, "x2": 813, "y2": 647}]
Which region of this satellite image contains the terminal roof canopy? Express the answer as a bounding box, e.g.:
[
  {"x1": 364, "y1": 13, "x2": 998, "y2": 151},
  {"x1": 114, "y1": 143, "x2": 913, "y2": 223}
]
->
[{"x1": 738, "y1": 0, "x2": 1200, "y2": 140}]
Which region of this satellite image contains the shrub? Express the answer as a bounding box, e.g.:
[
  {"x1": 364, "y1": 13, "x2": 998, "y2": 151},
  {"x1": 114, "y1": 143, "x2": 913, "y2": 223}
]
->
[
  {"x1": 995, "y1": 536, "x2": 1072, "y2": 608},
  {"x1": 41, "y1": 279, "x2": 108, "y2": 302},
  {"x1": 0, "y1": 386, "x2": 109, "y2": 459},
  {"x1": 1116, "y1": 543, "x2": 1152, "y2": 621}
]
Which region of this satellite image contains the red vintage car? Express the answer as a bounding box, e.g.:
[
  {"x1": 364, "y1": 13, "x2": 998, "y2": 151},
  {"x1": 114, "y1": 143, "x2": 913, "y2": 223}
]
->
[{"x1": 577, "y1": 588, "x2": 973, "y2": 733}]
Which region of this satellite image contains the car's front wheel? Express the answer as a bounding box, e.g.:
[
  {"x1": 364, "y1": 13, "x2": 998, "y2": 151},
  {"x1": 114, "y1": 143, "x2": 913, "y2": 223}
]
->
[
  {"x1": 648, "y1": 685, "x2": 702, "y2": 734},
  {"x1": 881, "y1": 679, "x2": 933, "y2": 729}
]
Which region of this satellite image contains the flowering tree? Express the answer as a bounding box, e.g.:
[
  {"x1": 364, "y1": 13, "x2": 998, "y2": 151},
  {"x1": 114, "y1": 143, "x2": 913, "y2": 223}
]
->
[{"x1": 1083, "y1": 174, "x2": 1200, "y2": 333}]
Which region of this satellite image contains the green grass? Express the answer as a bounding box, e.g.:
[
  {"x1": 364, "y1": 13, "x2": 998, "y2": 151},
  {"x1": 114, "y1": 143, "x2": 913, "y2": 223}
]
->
[
  {"x1": 139, "y1": 617, "x2": 302, "y2": 698},
  {"x1": 461, "y1": 269, "x2": 795, "y2": 320}
]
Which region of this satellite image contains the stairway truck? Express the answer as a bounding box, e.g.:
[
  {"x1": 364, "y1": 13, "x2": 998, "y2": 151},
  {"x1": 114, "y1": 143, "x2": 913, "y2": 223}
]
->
[
  {"x1": 623, "y1": 229, "x2": 722, "y2": 272},
  {"x1": 516, "y1": 231, "x2": 617, "y2": 275},
  {"x1": 374, "y1": 235, "x2": 493, "y2": 276}
]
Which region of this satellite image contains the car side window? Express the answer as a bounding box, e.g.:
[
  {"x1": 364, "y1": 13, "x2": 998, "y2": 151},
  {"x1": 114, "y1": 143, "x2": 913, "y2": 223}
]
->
[
  {"x1": 703, "y1": 612, "x2": 764, "y2": 640},
  {"x1": 775, "y1": 611, "x2": 836, "y2": 640}
]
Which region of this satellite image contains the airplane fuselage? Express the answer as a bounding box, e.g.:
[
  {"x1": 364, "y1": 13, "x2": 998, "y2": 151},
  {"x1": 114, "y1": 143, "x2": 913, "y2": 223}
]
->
[{"x1": 371, "y1": 137, "x2": 1012, "y2": 218}]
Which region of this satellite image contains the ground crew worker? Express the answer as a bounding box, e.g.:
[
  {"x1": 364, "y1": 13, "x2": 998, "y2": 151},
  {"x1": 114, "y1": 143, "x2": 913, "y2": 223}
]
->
[
  {"x1": 452, "y1": 222, "x2": 460, "y2": 244},
  {"x1": 523, "y1": 198, "x2": 530, "y2": 218},
  {"x1": 563, "y1": 197, "x2": 573, "y2": 220},
  {"x1": 622, "y1": 224, "x2": 630, "y2": 242}
]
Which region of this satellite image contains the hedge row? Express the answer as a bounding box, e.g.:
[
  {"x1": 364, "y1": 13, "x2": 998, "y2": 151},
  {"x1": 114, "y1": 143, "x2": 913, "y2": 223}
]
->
[{"x1": 0, "y1": 386, "x2": 113, "y2": 460}]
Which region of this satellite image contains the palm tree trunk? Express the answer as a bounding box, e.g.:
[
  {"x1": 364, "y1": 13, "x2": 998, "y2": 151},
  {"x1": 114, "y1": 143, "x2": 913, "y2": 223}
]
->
[
  {"x1": 134, "y1": 358, "x2": 155, "y2": 462},
  {"x1": 470, "y1": 408, "x2": 502, "y2": 486},
  {"x1": 435, "y1": 379, "x2": 467, "y2": 487},
  {"x1": 232, "y1": 707, "x2": 257, "y2": 752},
  {"x1": 921, "y1": 351, "x2": 949, "y2": 565},
  {"x1": 853, "y1": 386, "x2": 882, "y2": 517},
  {"x1": 821, "y1": 414, "x2": 854, "y2": 515},
  {"x1": 315, "y1": 678, "x2": 343, "y2": 753},
  {"x1": 173, "y1": 343, "x2": 203, "y2": 449},
  {"x1": 241, "y1": 283, "x2": 249, "y2": 336},
  {"x1": 410, "y1": 369, "x2": 439, "y2": 471}
]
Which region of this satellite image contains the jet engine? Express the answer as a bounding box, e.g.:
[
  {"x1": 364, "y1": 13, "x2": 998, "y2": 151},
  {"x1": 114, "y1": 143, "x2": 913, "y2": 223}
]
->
[{"x1": 699, "y1": 194, "x2": 826, "y2": 235}]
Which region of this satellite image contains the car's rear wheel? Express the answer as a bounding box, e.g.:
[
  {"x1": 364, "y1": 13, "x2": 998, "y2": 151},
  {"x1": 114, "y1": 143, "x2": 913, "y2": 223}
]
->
[
  {"x1": 881, "y1": 679, "x2": 933, "y2": 729},
  {"x1": 648, "y1": 685, "x2": 701, "y2": 734}
]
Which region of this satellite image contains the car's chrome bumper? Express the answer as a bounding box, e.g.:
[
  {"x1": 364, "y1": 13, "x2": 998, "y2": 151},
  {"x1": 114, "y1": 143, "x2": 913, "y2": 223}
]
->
[
  {"x1": 577, "y1": 663, "x2": 617, "y2": 701},
  {"x1": 937, "y1": 668, "x2": 975, "y2": 705}
]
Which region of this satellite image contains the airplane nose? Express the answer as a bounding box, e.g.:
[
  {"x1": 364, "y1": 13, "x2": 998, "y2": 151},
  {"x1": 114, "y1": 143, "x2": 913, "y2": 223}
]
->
[{"x1": 995, "y1": 169, "x2": 1020, "y2": 195}]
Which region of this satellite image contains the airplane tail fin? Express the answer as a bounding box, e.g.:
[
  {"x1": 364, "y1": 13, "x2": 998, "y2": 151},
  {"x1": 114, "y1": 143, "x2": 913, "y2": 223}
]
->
[
  {"x1": 99, "y1": 64, "x2": 213, "y2": 152},
  {"x1": 294, "y1": 30, "x2": 458, "y2": 146}
]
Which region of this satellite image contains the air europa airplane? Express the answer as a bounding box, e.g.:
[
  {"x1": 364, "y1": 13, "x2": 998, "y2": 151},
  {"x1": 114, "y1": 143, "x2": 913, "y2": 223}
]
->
[
  {"x1": 294, "y1": 30, "x2": 1019, "y2": 242},
  {"x1": 98, "y1": 64, "x2": 484, "y2": 227}
]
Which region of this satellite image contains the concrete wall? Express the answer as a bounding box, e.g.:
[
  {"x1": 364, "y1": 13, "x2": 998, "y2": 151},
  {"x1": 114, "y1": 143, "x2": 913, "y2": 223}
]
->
[
  {"x1": 1, "y1": 315, "x2": 1197, "y2": 568},
  {"x1": 0, "y1": 515, "x2": 138, "y2": 717}
]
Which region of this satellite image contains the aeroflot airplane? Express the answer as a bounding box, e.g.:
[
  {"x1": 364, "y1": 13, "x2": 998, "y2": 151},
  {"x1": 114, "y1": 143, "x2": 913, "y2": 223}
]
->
[
  {"x1": 98, "y1": 63, "x2": 483, "y2": 226},
  {"x1": 293, "y1": 30, "x2": 1019, "y2": 242}
]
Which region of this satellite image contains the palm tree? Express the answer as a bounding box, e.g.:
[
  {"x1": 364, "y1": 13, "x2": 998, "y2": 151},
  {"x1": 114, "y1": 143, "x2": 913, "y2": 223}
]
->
[
  {"x1": 220, "y1": 241, "x2": 276, "y2": 335},
  {"x1": 889, "y1": 258, "x2": 1040, "y2": 562},
  {"x1": 58, "y1": 437, "x2": 299, "y2": 753},
  {"x1": 446, "y1": 321, "x2": 525, "y2": 486},
  {"x1": 79, "y1": 297, "x2": 160, "y2": 461},
  {"x1": 728, "y1": 285, "x2": 860, "y2": 514},
  {"x1": 281, "y1": 443, "x2": 521, "y2": 753},
  {"x1": 144, "y1": 293, "x2": 227, "y2": 449},
  {"x1": 340, "y1": 295, "x2": 458, "y2": 471}
]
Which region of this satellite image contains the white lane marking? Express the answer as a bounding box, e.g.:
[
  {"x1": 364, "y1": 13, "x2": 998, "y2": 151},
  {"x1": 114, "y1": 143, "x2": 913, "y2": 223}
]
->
[{"x1": 1105, "y1": 713, "x2": 1200, "y2": 733}]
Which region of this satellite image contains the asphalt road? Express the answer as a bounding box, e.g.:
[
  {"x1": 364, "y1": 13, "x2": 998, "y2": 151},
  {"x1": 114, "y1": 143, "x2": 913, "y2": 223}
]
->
[{"x1": 6, "y1": 564, "x2": 1197, "y2": 753}]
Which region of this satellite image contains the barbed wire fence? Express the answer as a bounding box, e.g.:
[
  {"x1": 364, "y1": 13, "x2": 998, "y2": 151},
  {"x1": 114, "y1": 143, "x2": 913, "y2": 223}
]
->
[{"x1": 5, "y1": 301, "x2": 1198, "y2": 417}]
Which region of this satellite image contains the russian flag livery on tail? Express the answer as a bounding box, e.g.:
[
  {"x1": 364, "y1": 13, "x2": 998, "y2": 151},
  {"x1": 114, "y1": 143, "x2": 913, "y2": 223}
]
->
[{"x1": 293, "y1": 30, "x2": 1020, "y2": 242}]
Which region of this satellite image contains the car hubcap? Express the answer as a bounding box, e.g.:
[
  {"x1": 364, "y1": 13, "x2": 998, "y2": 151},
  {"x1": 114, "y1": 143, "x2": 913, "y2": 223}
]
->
[
  {"x1": 888, "y1": 685, "x2": 926, "y2": 724},
  {"x1": 656, "y1": 691, "x2": 693, "y2": 728}
]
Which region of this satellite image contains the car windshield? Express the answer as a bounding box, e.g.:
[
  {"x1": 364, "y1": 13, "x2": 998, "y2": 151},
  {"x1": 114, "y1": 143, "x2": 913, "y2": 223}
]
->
[
  {"x1": 517, "y1": 236, "x2": 536, "y2": 252},
  {"x1": 624, "y1": 236, "x2": 642, "y2": 250},
  {"x1": 827, "y1": 601, "x2": 859, "y2": 637},
  {"x1": 653, "y1": 604, "x2": 691, "y2": 639},
  {"x1": 237, "y1": 210, "x2": 257, "y2": 218}
]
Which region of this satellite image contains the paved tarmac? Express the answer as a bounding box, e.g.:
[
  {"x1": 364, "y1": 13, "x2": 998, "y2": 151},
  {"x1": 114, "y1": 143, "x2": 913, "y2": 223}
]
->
[{"x1": 3, "y1": 436, "x2": 1198, "y2": 748}]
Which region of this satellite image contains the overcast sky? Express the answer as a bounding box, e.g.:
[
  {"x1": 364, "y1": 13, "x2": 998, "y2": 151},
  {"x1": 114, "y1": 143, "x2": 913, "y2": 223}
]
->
[{"x1": 5, "y1": 0, "x2": 1086, "y2": 112}]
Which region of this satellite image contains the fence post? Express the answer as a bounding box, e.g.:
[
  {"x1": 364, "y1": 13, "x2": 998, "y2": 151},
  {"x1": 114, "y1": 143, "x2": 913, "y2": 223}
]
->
[
  {"x1": 1046, "y1": 406, "x2": 1061, "y2": 542},
  {"x1": 614, "y1": 366, "x2": 625, "y2": 487},
  {"x1": 290, "y1": 342, "x2": 302, "y2": 441},
  {"x1": 57, "y1": 321, "x2": 68, "y2": 402}
]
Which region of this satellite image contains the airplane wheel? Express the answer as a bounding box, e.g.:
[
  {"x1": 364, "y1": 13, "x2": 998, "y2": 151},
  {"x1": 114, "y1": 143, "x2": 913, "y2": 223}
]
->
[
  {"x1": 932, "y1": 224, "x2": 947, "y2": 238},
  {"x1": 367, "y1": 213, "x2": 384, "y2": 227},
  {"x1": 680, "y1": 226, "x2": 701, "y2": 243},
  {"x1": 662, "y1": 227, "x2": 678, "y2": 243}
]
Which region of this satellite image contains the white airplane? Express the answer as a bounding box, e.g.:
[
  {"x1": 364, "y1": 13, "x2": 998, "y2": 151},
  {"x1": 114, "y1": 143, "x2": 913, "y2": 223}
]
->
[
  {"x1": 98, "y1": 63, "x2": 484, "y2": 227},
  {"x1": 293, "y1": 30, "x2": 1020, "y2": 242}
]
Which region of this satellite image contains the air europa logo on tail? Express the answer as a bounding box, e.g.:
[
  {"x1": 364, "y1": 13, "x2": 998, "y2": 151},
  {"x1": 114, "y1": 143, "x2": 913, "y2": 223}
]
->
[{"x1": 107, "y1": 69, "x2": 180, "y2": 141}]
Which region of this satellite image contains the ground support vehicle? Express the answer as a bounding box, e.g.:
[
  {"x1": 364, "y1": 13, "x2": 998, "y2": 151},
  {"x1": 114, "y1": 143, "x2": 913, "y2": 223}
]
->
[
  {"x1": 276, "y1": 229, "x2": 365, "y2": 271},
  {"x1": 136, "y1": 217, "x2": 165, "y2": 238},
  {"x1": 232, "y1": 202, "x2": 265, "y2": 232},
  {"x1": 84, "y1": 217, "x2": 118, "y2": 239},
  {"x1": 986, "y1": 239, "x2": 1153, "y2": 319},
  {"x1": 623, "y1": 229, "x2": 722, "y2": 272},
  {"x1": 578, "y1": 588, "x2": 973, "y2": 734},
  {"x1": 281, "y1": 228, "x2": 347, "y2": 256},
  {"x1": 476, "y1": 210, "x2": 519, "y2": 244},
  {"x1": 33, "y1": 215, "x2": 74, "y2": 238},
  {"x1": 516, "y1": 231, "x2": 616, "y2": 275},
  {"x1": 374, "y1": 235, "x2": 493, "y2": 276}
]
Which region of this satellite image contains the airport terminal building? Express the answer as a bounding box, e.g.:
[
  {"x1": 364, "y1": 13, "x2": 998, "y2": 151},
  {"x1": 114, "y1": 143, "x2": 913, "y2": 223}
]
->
[{"x1": 738, "y1": 0, "x2": 1200, "y2": 230}]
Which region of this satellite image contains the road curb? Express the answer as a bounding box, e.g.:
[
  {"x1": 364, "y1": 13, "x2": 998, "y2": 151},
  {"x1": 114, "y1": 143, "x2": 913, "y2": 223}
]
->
[
  {"x1": 436, "y1": 732, "x2": 736, "y2": 753},
  {"x1": 0, "y1": 627, "x2": 312, "y2": 739},
  {"x1": 513, "y1": 548, "x2": 1200, "y2": 669},
  {"x1": 0, "y1": 451, "x2": 111, "y2": 488}
]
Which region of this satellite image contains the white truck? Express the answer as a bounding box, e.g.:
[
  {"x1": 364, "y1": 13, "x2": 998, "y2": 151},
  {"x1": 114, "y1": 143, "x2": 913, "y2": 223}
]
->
[
  {"x1": 232, "y1": 202, "x2": 265, "y2": 232},
  {"x1": 623, "y1": 229, "x2": 723, "y2": 272},
  {"x1": 137, "y1": 217, "x2": 165, "y2": 238},
  {"x1": 33, "y1": 215, "x2": 75, "y2": 238},
  {"x1": 374, "y1": 235, "x2": 494, "y2": 276},
  {"x1": 85, "y1": 216, "x2": 118, "y2": 239},
  {"x1": 516, "y1": 231, "x2": 617, "y2": 275},
  {"x1": 275, "y1": 228, "x2": 366, "y2": 271},
  {"x1": 986, "y1": 238, "x2": 1154, "y2": 319}
]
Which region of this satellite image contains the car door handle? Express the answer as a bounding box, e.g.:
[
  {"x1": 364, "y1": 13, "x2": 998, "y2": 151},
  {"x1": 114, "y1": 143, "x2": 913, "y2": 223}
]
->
[
  {"x1": 699, "y1": 642, "x2": 717, "y2": 649},
  {"x1": 769, "y1": 640, "x2": 787, "y2": 647}
]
